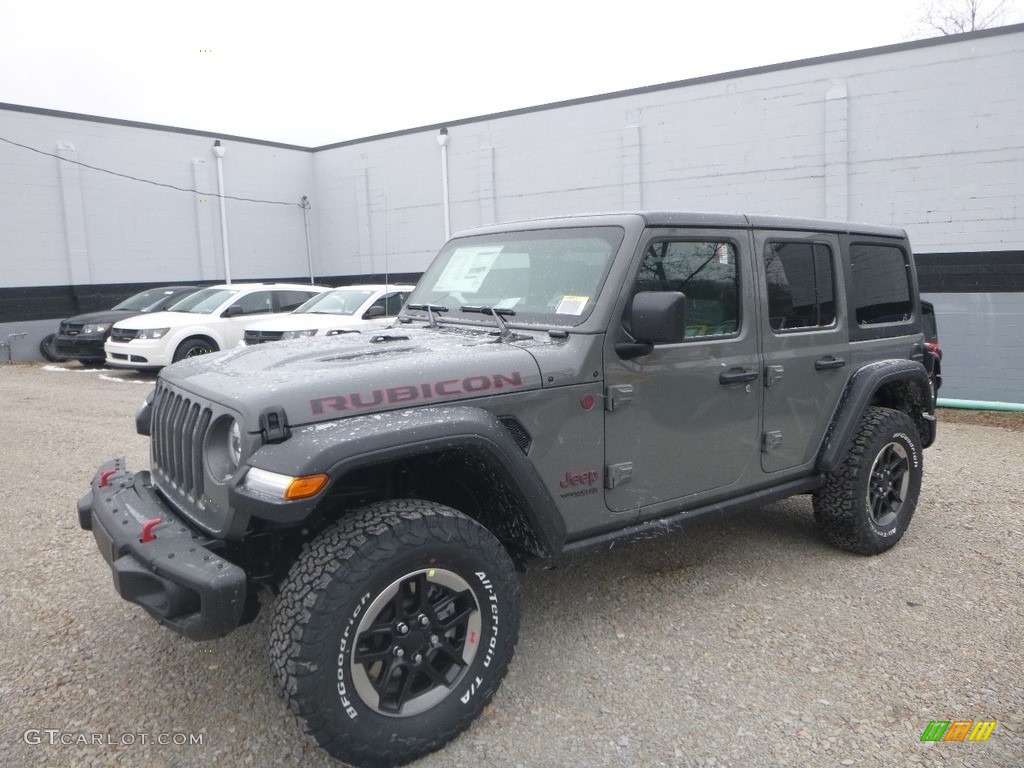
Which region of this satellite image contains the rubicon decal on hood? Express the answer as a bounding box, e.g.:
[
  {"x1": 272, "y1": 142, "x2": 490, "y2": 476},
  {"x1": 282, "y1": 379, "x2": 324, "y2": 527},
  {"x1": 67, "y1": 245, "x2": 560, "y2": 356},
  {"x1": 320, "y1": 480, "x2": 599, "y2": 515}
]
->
[{"x1": 310, "y1": 372, "x2": 526, "y2": 415}]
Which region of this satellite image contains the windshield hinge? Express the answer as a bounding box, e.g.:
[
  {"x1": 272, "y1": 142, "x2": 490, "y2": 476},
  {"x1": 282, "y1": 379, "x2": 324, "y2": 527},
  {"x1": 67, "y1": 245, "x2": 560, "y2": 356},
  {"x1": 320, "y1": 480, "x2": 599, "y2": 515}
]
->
[{"x1": 260, "y1": 407, "x2": 290, "y2": 443}]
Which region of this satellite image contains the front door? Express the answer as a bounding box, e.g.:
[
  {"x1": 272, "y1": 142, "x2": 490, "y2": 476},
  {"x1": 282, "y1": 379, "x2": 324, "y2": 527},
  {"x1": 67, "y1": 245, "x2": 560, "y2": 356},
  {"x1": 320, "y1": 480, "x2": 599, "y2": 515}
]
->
[
  {"x1": 754, "y1": 231, "x2": 849, "y2": 473},
  {"x1": 223, "y1": 290, "x2": 275, "y2": 347},
  {"x1": 604, "y1": 231, "x2": 762, "y2": 516}
]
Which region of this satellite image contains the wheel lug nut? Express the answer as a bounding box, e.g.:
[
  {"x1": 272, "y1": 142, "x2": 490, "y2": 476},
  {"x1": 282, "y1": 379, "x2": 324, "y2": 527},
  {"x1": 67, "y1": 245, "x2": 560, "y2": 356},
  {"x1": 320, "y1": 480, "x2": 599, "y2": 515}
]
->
[
  {"x1": 393, "y1": 646, "x2": 405, "y2": 658},
  {"x1": 430, "y1": 634, "x2": 439, "y2": 646},
  {"x1": 418, "y1": 614, "x2": 430, "y2": 627},
  {"x1": 412, "y1": 653, "x2": 423, "y2": 664},
  {"x1": 396, "y1": 622, "x2": 409, "y2": 635}
]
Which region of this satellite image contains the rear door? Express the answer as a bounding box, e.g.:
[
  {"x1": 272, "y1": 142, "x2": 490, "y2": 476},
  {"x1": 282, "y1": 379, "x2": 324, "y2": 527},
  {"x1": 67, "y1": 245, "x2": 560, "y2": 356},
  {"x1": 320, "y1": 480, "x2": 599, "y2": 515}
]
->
[
  {"x1": 604, "y1": 229, "x2": 762, "y2": 516},
  {"x1": 754, "y1": 230, "x2": 849, "y2": 473}
]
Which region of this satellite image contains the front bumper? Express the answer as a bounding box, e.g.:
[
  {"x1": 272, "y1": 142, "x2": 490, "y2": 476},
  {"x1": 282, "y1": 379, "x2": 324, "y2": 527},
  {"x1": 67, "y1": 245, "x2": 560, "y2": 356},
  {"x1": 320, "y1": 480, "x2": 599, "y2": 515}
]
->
[
  {"x1": 77, "y1": 458, "x2": 249, "y2": 640},
  {"x1": 104, "y1": 339, "x2": 171, "y2": 369},
  {"x1": 55, "y1": 335, "x2": 106, "y2": 360}
]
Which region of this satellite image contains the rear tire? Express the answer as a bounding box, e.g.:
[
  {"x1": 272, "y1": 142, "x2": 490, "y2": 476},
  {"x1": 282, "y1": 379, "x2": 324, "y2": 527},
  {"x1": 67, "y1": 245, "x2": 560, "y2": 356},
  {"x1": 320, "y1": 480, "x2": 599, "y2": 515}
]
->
[
  {"x1": 270, "y1": 500, "x2": 520, "y2": 768},
  {"x1": 813, "y1": 406, "x2": 923, "y2": 555}
]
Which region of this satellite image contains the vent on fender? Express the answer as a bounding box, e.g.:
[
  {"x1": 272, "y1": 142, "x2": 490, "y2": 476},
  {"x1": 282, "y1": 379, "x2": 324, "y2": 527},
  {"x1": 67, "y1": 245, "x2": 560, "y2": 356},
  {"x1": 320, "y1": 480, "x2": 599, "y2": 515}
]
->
[{"x1": 498, "y1": 416, "x2": 532, "y2": 454}]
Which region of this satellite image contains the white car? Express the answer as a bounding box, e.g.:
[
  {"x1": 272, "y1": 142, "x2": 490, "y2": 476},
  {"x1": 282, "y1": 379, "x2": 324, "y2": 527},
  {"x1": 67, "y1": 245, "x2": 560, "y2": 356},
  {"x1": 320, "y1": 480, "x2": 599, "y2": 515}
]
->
[
  {"x1": 242, "y1": 284, "x2": 414, "y2": 345},
  {"x1": 105, "y1": 283, "x2": 328, "y2": 369}
]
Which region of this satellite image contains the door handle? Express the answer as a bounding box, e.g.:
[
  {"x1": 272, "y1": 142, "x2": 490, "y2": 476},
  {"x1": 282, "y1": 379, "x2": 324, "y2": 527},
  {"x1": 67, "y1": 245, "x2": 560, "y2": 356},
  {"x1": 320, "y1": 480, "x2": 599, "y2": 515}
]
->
[
  {"x1": 719, "y1": 368, "x2": 759, "y2": 385},
  {"x1": 815, "y1": 356, "x2": 847, "y2": 371}
]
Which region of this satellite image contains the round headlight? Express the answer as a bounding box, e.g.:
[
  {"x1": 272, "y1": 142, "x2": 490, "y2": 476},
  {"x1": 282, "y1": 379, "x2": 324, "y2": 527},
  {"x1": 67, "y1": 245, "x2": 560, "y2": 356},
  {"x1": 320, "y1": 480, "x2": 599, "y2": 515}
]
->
[{"x1": 228, "y1": 420, "x2": 242, "y2": 467}]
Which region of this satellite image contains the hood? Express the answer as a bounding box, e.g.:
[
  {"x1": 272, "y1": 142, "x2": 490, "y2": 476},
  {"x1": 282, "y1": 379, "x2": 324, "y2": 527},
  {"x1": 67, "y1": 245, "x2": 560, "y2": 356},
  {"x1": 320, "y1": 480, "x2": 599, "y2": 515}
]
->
[
  {"x1": 244, "y1": 313, "x2": 376, "y2": 333},
  {"x1": 62, "y1": 310, "x2": 136, "y2": 325},
  {"x1": 160, "y1": 325, "x2": 547, "y2": 429},
  {"x1": 112, "y1": 310, "x2": 207, "y2": 330}
]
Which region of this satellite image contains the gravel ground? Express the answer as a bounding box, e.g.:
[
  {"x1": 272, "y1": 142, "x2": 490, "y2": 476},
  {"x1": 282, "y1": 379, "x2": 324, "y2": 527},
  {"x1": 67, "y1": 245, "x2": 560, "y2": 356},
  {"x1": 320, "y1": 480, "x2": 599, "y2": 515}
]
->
[{"x1": 1, "y1": 362, "x2": 1021, "y2": 768}]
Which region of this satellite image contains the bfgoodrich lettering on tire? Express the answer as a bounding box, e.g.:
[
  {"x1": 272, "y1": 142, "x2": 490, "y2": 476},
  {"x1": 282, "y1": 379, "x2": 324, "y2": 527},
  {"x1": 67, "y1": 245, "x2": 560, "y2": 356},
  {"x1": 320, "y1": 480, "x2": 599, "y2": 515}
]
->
[
  {"x1": 813, "y1": 406, "x2": 923, "y2": 555},
  {"x1": 269, "y1": 499, "x2": 520, "y2": 768}
]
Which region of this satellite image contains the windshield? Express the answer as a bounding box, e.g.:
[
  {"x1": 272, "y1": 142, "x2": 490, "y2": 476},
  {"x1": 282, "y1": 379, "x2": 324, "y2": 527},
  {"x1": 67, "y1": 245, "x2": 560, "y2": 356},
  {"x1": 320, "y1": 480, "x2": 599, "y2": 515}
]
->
[
  {"x1": 404, "y1": 227, "x2": 623, "y2": 327},
  {"x1": 112, "y1": 288, "x2": 188, "y2": 312},
  {"x1": 294, "y1": 288, "x2": 375, "y2": 315},
  {"x1": 167, "y1": 288, "x2": 238, "y2": 314}
]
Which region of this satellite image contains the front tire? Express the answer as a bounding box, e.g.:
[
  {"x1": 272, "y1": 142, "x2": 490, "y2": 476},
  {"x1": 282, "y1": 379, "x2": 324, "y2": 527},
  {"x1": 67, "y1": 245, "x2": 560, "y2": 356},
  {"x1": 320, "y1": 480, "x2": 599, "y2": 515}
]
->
[
  {"x1": 39, "y1": 334, "x2": 64, "y2": 362},
  {"x1": 270, "y1": 500, "x2": 520, "y2": 768},
  {"x1": 172, "y1": 337, "x2": 218, "y2": 362},
  {"x1": 813, "y1": 406, "x2": 923, "y2": 555}
]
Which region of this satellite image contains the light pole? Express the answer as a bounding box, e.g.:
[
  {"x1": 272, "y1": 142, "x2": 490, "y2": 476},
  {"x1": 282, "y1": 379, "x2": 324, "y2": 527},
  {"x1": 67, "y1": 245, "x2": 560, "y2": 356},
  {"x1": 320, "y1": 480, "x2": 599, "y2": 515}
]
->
[
  {"x1": 437, "y1": 128, "x2": 450, "y2": 240},
  {"x1": 301, "y1": 196, "x2": 314, "y2": 284},
  {"x1": 212, "y1": 140, "x2": 231, "y2": 284}
]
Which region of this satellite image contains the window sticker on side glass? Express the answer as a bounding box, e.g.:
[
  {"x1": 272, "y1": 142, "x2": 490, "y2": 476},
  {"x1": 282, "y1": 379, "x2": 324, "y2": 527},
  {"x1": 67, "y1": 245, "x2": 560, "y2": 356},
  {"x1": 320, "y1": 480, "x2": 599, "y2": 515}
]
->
[
  {"x1": 433, "y1": 246, "x2": 503, "y2": 293},
  {"x1": 555, "y1": 295, "x2": 589, "y2": 315}
]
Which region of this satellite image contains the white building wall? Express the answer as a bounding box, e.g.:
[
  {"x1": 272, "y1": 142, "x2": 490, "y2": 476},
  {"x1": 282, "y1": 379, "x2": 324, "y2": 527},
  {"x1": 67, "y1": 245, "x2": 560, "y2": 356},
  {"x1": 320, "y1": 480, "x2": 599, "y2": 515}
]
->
[
  {"x1": 313, "y1": 133, "x2": 448, "y2": 279},
  {"x1": 0, "y1": 109, "x2": 315, "y2": 288}
]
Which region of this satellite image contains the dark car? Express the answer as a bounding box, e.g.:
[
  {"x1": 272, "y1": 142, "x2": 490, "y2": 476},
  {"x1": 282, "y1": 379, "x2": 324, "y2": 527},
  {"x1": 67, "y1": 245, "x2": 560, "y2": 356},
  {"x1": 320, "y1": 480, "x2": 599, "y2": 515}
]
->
[
  {"x1": 45, "y1": 286, "x2": 198, "y2": 365},
  {"x1": 921, "y1": 300, "x2": 942, "y2": 398}
]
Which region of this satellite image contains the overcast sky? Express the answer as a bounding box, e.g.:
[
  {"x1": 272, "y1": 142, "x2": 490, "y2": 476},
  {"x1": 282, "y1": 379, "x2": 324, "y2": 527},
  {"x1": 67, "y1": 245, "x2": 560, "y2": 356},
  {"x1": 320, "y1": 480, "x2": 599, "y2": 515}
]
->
[{"x1": 1, "y1": 0, "x2": 1021, "y2": 147}]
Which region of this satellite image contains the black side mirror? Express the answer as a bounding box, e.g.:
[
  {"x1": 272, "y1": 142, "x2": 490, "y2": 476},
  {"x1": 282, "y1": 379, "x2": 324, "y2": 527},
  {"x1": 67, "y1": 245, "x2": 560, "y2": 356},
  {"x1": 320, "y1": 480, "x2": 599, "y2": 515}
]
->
[
  {"x1": 363, "y1": 306, "x2": 386, "y2": 319},
  {"x1": 616, "y1": 291, "x2": 687, "y2": 360}
]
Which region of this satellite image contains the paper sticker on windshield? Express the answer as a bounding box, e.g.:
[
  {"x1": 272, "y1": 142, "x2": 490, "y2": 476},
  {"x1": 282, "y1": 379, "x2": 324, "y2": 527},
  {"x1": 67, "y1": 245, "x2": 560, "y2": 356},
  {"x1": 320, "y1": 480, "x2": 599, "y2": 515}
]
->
[
  {"x1": 556, "y1": 295, "x2": 589, "y2": 315},
  {"x1": 433, "y1": 246, "x2": 502, "y2": 293}
]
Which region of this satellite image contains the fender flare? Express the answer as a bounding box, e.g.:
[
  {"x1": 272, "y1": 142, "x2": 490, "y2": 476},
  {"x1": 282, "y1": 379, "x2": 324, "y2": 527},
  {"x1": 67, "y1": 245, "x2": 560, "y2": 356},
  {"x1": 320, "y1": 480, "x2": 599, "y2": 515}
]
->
[
  {"x1": 817, "y1": 359, "x2": 934, "y2": 473},
  {"x1": 242, "y1": 405, "x2": 567, "y2": 557}
]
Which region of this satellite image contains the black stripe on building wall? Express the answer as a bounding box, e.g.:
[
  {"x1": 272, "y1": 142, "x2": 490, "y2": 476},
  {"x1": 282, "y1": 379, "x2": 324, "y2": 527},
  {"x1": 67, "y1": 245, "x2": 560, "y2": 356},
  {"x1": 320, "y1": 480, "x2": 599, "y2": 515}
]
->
[
  {"x1": 915, "y1": 251, "x2": 1024, "y2": 293},
  {"x1": 0, "y1": 274, "x2": 423, "y2": 324},
  {"x1": 2, "y1": 252, "x2": 1021, "y2": 324}
]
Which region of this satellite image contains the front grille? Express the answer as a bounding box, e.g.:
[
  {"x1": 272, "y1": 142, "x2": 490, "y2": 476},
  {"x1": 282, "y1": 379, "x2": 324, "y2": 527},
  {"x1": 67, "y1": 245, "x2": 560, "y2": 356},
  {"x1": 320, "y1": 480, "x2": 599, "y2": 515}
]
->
[
  {"x1": 151, "y1": 383, "x2": 212, "y2": 502},
  {"x1": 244, "y1": 329, "x2": 284, "y2": 345},
  {"x1": 110, "y1": 328, "x2": 138, "y2": 343},
  {"x1": 61, "y1": 322, "x2": 83, "y2": 336}
]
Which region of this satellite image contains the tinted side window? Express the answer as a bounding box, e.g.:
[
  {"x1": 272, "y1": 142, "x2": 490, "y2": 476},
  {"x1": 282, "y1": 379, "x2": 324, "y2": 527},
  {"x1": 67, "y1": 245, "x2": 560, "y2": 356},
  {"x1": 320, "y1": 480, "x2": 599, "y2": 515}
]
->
[
  {"x1": 850, "y1": 244, "x2": 912, "y2": 325},
  {"x1": 764, "y1": 242, "x2": 836, "y2": 331},
  {"x1": 636, "y1": 241, "x2": 739, "y2": 338},
  {"x1": 276, "y1": 290, "x2": 319, "y2": 312},
  {"x1": 232, "y1": 291, "x2": 274, "y2": 316},
  {"x1": 383, "y1": 292, "x2": 408, "y2": 316}
]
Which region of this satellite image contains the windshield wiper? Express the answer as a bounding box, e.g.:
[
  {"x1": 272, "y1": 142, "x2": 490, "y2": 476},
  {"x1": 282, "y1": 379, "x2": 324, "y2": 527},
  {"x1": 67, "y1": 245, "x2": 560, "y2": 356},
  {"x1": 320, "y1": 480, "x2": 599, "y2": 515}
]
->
[
  {"x1": 460, "y1": 305, "x2": 528, "y2": 342},
  {"x1": 405, "y1": 303, "x2": 449, "y2": 328}
]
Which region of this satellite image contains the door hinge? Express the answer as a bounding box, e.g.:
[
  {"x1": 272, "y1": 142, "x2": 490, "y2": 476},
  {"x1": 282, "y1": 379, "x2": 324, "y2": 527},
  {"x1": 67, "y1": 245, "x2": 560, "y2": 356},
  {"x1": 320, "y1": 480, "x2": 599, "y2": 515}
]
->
[
  {"x1": 605, "y1": 384, "x2": 634, "y2": 411},
  {"x1": 765, "y1": 365, "x2": 785, "y2": 388},
  {"x1": 605, "y1": 462, "x2": 634, "y2": 489},
  {"x1": 762, "y1": 431, "x2": 783, "y2": 453}
]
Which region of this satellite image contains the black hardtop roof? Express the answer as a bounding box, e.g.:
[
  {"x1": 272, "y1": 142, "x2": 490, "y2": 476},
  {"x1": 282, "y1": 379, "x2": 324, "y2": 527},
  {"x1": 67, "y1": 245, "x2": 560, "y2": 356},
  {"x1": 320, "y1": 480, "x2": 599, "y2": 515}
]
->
[{"x1": 455, "y1": 212, "x2": 907, "y2": 240}]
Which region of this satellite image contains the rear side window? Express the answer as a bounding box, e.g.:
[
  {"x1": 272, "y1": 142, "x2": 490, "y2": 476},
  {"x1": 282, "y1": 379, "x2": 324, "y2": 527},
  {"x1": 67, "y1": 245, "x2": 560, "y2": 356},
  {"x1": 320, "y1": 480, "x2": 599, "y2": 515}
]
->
[
  {"x1": 850, "y1": 244, "x2": 912, "y2": 325},
  {"x1": 764, "y1": 242, "x2": 836, "y2": 331},
  {"x1": 276, "y1": 290, "x2": 319, "y2": 312}
]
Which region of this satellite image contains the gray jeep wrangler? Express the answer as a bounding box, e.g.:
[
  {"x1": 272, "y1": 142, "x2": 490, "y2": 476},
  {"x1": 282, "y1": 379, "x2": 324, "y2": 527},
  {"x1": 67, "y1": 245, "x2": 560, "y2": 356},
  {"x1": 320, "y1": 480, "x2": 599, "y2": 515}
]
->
[{"x1": 78, "y1": 212, "x2": 936, "y2": 767}]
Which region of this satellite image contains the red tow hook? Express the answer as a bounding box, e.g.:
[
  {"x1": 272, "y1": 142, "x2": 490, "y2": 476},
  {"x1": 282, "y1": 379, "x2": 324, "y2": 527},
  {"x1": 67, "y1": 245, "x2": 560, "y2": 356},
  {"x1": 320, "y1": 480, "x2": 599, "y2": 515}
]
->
[
  {"x1": 98, "y1": 469, "x2": 118, "y2": 488},
  {"x1": 140, "y1": 518, "x2": 162, "y2": 543}
]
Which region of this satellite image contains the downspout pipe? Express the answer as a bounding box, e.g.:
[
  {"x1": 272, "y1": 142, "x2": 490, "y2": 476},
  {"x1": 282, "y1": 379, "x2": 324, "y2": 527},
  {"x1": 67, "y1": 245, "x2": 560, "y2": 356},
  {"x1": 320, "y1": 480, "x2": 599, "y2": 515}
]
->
[
  {"x1": 437, "y1": 128, "x2": 451, "y2": 241},
  {"x1": 937, "y1": 398, "x2": 1024, "y2": 412},
  {"x1": 213, "y1": 140, "x2": 231, "y2": 284}
]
